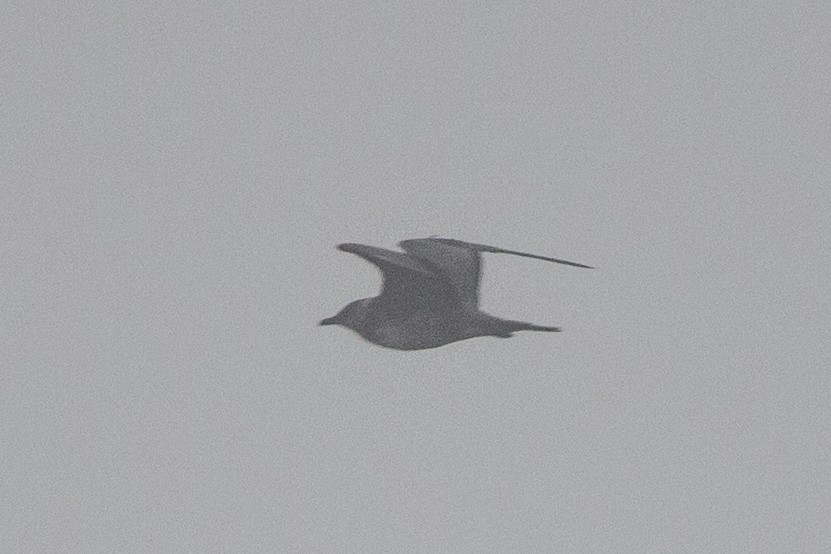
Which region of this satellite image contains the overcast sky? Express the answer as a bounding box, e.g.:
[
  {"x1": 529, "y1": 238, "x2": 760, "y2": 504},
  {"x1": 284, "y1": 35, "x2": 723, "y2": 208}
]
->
[{"x1": 4, "y1": 2, "x2": 829, "y2": 551}]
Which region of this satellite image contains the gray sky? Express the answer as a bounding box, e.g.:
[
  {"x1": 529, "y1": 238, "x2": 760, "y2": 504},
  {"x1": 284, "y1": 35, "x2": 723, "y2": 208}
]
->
[{"x1": 4, "y1": 2, "x2": 829, "y2": 551}]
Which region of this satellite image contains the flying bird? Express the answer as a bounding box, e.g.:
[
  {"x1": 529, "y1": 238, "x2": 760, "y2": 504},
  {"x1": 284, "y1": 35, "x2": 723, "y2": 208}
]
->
[{"x1": 320, "y1": 237, "x2": 592, "y2": 350}]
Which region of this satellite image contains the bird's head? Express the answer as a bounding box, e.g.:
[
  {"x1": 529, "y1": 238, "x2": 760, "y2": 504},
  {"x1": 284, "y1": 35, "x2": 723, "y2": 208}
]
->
[{"x1": 319, "y1": 299, "x2": 371, "y2": 331}]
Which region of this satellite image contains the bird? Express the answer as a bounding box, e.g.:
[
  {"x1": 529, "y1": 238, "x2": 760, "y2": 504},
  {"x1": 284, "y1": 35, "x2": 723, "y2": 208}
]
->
[{"x1": 320, "y1": 237, "x2": 592, "y2": 350}]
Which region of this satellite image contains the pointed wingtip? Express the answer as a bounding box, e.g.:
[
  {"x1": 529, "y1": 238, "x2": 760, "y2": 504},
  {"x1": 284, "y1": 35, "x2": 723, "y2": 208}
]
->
[
  {"x1": 337, "y1": 243, "x2": 369, "y2": 254},
  {"x1": 430, "y1": 238, "x2": 594, "y2": 269}
]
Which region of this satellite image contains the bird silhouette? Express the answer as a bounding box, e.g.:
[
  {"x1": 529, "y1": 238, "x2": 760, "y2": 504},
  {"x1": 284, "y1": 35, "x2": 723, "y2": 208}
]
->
[{"x1": 320, "y1": 237, "x2": 592, "y2": 350}]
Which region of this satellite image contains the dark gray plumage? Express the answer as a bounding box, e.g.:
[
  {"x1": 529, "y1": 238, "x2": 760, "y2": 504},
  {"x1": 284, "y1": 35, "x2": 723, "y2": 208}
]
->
[{"x1": 320, "y1": 237, "x2": 591, "y2": 350}]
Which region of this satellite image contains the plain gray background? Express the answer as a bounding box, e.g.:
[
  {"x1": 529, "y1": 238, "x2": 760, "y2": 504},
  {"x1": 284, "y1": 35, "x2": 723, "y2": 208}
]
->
[{"x1": 3, "y1": 2, "x2": 829, "y2": 551}]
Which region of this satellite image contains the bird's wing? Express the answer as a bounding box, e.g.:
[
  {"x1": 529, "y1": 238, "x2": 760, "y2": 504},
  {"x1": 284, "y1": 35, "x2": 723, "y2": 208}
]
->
[
  {"x1": 398, "y1": 238, "x2": 483, "y2": 309},
  {"x1": 337, "y1": 243, "x2": 458, "y2": 313},
  {"x1": 429, "y1": 238, "x2": 593, "y2": 269}
]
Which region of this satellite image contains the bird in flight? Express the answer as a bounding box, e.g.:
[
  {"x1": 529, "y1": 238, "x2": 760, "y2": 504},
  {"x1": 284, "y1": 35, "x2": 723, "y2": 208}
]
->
[{"x1": 320, "y1": 237, "x2": 592, "y2": 350}]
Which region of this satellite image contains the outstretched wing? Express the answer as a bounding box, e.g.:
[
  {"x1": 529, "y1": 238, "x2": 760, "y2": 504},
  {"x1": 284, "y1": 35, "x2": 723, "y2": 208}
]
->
[
  {"x1": 337, "y1": 243, "x2": 457, "y2": 314},
  {"x1": 429, "y1": 238, "x2": 593, "y2": 269},
  {"x1": 399, "y1": 238, "x2": 483, "y2": 310}
]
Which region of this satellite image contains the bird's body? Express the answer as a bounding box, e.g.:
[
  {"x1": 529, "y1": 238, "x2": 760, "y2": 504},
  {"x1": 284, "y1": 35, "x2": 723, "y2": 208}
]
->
[{"x1": 320, "y1": 238, "x2": 591, "y2": 350}]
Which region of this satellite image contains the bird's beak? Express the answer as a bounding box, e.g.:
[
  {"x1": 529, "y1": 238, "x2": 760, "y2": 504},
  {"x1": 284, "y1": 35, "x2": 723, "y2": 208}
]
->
[{"x1": 319, "y1": 316, "x2": 337, "y2": 326}]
